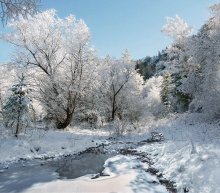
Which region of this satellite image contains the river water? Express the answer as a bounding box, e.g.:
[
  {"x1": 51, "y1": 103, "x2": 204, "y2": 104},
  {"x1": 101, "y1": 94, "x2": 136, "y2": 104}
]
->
[
  {"x1": 0, "y1": 141, "x2": 171, "y2": 193},
  {"x1": 0, "y1": 150, "x2": 114, "y2": 193}
]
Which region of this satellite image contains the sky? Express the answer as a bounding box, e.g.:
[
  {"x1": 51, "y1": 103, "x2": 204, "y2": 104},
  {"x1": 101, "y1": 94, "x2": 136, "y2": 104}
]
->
[{"x1": 0, "y1": 0, "x2": 219, "y2": 63}]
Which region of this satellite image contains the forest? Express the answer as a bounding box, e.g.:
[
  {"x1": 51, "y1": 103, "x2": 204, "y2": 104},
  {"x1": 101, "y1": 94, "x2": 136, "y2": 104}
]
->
[{"x1": 0, "y1": 1, "x2": 220, "y2": 193}]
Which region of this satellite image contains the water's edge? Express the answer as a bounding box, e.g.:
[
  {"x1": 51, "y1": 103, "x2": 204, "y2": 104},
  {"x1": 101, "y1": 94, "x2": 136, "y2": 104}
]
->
[{"x1": 0, "y1": 140, "x2": 176, "y2": 193}]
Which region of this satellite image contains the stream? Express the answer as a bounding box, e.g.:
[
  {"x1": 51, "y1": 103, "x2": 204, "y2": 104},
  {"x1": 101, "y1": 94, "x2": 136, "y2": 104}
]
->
[
  {"x1": 0, "y1": 141, "x2": 176, "y2": 193},
  {"x1": 0, "y1": 148, "x2": 115, "y2": 193}
]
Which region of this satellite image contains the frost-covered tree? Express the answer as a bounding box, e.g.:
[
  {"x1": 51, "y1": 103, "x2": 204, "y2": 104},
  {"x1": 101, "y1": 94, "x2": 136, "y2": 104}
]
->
[
  {"x1": 162, "y1": 15, "x2": 192, "y2": 42},
  {"x1": 142, "y1": 76, "x2": 165, "y2": 116},
  {"x1": 161, "y1": 15, "x2": 192, "y2": 74},
  {"x1": 95, "y1": 51, "x2": 145, "y2": 122},
  {"x1": 0, "y1": 0, "x2": 40, "y2": 25},
  {"x1": 2, "y1": 73, "x2": 31, "y2": 137},
  {"x1": 0, "y1": 63, "x2": 17, "y2": 115},
  {"x1": 161, "y1": 15, "x2": 193, "y2": 112},
  {"x1": 2, "y1": 10, "x2": 98, "y2": 129},
  {"x1": 160, "y1": 73, "x2": 172, "y2": 111},
  {"x1": 159, "y1": 4, "x2": 220, "y2": 117},
  {"x1": 179, "y1": 3, "x2": 220, "y2": 116}
]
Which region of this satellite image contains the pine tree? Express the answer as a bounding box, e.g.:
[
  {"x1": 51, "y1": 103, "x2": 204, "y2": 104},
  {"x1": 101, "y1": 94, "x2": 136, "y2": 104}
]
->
[
  {"x1": 161, "y1": 73, "x2": 172, "y2": 112},
  {"x1": 2, "y1": 74, "x2": 31, "y2": 137}
]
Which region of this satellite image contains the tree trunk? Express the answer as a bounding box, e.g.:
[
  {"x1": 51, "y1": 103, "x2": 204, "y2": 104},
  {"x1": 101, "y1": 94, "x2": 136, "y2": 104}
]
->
[
  {"x1": 111, "y1": 94, "x2": 116, "y2": 121},
  {"x1": 15, "y1": 91, "x2": 22, "y2": 137},
  {"x1": 56, "y1": 111, "x2": 73, "y2": 129},
  {"x1": 15, "y1": 110, "x2": 20, "y2": 137}
]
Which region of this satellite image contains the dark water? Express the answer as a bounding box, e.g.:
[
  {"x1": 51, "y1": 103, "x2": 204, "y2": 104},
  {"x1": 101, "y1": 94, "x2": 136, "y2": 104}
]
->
[
  {"x1": 0, "y1": 152, "x2": 114, "y2": 193},
  {"x1": 53, "y1": 152, "x2": 112, "y2": 179}
]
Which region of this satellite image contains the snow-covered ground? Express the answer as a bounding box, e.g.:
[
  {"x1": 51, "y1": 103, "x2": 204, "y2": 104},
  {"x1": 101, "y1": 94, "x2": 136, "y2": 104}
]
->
[
  {"x1": 138, "y1": 141, "x2": 220, "y2": 193},
  {"x1": 1, "y1": 113, "x2": 220, "y2": 193},
  {"x1": 136, "y1": 113, "x2": 220, "y2": 193},
  {"x1": 0, "y1": 125, "x2": 109, "y2": 166}
]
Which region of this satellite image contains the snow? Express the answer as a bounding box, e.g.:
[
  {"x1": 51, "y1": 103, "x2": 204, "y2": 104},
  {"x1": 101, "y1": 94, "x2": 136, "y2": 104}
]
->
[
  {"x1": 0, "y1": 125, "x2": 109, "y2": 166},
  {"x1": 22, "y1": 155, "x2": 168, "y2": 193},
  {"x1": 0, "y1": 3, "x2": 220, "y2": 193},
  {"x1": 1, "y1": 113, "x2": 220, "y2": 193},
  {"x1": 136, "y1": 113, "x2": 220, "y2": 193}
]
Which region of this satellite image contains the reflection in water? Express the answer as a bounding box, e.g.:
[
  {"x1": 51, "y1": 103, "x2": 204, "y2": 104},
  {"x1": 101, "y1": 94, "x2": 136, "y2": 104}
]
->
[
  {"x1": 0, "y1": 151, "x2": 115, "y2": 193},
  {"x1": 53, "y1": 152, "x2": 113, "y2": 179}
]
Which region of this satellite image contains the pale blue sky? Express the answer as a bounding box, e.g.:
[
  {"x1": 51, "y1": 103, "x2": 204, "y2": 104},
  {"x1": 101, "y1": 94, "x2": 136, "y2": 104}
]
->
[{"x1": 0, "y1": 0, "x2": 219, "y2": 63}]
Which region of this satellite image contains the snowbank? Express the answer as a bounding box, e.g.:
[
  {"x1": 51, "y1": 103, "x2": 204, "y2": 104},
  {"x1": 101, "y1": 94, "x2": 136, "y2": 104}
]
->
[
  {"x1": 137, "y1": 113, "x2": 220, "y2": 193},
  {"x1": 0, "y1": 126, "x2": 109, "y2": 165}
]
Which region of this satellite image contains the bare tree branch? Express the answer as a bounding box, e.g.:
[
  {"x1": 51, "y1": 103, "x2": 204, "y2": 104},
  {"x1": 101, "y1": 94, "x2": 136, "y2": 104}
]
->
[{"x1": 0, "y1": 0, "x2": 40, "y2": 25}]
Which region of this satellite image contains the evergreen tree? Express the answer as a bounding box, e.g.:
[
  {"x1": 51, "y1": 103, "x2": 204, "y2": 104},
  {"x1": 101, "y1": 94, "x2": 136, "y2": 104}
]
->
[
  {"x1": 2, "y1": 74, "x2": 31, "y2": 137},
  {"x1": 160, "y1": 73, "x2": 172, "y2": 112}
]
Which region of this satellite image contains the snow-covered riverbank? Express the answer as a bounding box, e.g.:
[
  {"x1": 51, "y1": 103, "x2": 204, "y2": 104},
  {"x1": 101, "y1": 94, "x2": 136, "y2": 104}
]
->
[
  {"x1": 137, "y1": 113, "x2": 220, "y2": 193},
  {"x1": 0, "y1": 126, "x2": 109, "y2": 166},
  {"x1": 1, "y1": 113, "x2": 220, "y2": 193}
]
